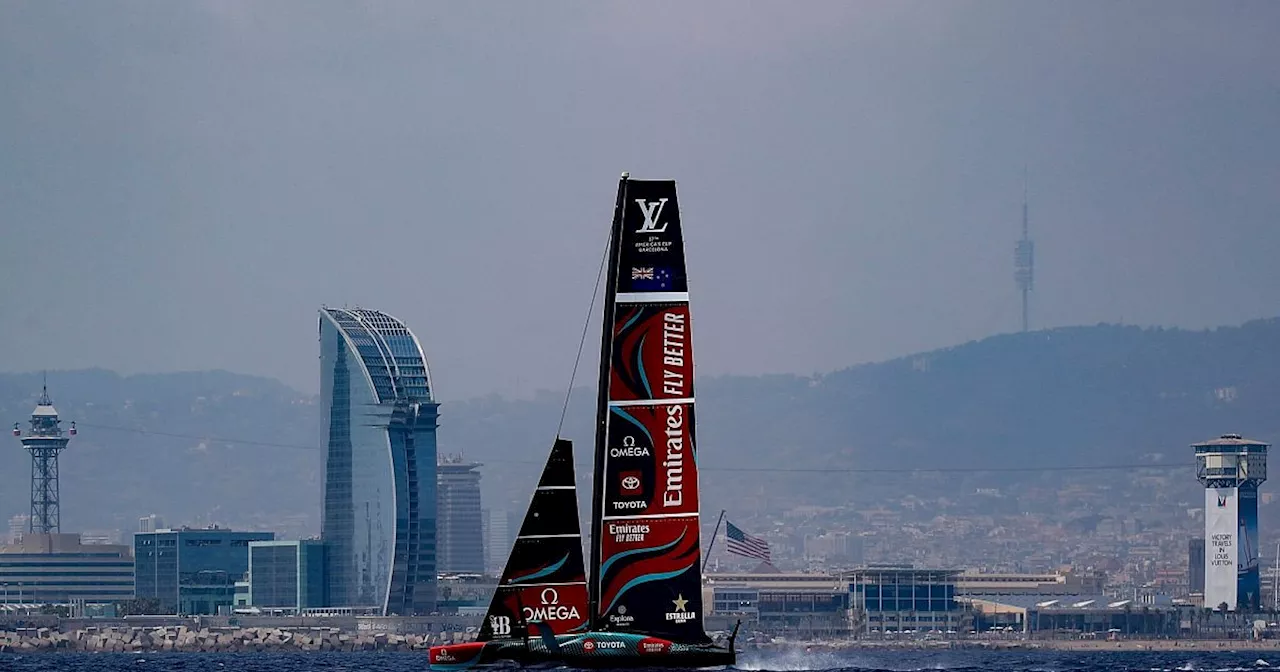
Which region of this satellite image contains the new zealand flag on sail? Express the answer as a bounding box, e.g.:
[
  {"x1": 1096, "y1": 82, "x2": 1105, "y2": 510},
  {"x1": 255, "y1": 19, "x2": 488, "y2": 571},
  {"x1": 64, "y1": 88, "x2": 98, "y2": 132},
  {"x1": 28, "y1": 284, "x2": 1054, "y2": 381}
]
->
[{"x1": 630, "y1": 266, "x2": 674, "y2": 291}]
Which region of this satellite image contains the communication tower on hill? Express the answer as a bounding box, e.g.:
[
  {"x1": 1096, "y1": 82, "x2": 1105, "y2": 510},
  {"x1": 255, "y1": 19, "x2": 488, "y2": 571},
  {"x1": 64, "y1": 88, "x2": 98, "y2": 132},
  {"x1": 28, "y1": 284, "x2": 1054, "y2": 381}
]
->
[
  {"x1": 1013, "y1": 171, "x2": 1034, "y2": 332},
  {"x1": 11, "y1": 377, "x2": 76, "y2": 534},
  {"x1": 1195, "y1": 433, "x2": 1268, "y2": 611}
]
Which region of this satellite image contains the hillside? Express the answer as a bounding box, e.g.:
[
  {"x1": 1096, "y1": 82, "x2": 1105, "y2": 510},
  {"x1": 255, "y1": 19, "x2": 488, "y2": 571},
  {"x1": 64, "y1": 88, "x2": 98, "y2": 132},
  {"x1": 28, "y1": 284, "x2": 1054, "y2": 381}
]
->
[
  {"x1": 0, "y1": 369, "x2": 321, "y2": 539},
  {"x1": 1, "y1": 318, "x2": 1276, "y2": 538}
]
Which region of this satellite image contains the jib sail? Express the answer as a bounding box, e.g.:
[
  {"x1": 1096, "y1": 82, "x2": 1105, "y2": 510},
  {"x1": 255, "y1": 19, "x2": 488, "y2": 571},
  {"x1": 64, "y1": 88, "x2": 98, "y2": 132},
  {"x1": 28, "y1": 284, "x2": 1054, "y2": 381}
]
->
[
  {"x1": 588, "y1": 175, "x2": 710, "y2": 644},
  {"x1": 478, "y1": 438, "x2": 589, "y2": 642}
]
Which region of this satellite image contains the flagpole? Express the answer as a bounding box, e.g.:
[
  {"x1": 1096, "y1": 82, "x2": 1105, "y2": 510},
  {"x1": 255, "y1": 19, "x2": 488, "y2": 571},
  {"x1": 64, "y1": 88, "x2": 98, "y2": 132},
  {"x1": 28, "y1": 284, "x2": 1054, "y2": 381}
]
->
[{"x1": 703, "y1": 509, "x2": 727, "y2": 574}]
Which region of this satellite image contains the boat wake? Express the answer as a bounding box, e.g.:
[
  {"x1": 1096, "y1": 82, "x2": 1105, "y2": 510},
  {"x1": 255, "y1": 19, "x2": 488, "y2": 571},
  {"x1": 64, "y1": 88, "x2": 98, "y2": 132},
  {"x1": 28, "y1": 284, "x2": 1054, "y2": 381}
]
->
[
  {"x1": 733, "y1": 648, "x2": 851, "y2": 671},
  {"x1": 734, "y1": 649, "x2": 986, "y2": 672}
]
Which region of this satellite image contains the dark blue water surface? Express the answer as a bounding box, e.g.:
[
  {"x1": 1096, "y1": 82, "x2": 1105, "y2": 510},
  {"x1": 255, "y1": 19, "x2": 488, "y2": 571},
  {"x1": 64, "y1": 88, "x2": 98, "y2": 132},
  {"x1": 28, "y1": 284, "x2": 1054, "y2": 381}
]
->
[{"x1": 2, "y1": 650, "x2": 1280, "y2": 672}]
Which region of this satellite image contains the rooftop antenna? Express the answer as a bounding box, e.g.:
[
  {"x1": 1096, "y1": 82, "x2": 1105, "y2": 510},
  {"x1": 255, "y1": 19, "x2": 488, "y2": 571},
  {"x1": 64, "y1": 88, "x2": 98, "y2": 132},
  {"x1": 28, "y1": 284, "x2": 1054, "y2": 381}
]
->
[{"x1": 1013, "y1": 168, "x2": 1035, "y2": 332}]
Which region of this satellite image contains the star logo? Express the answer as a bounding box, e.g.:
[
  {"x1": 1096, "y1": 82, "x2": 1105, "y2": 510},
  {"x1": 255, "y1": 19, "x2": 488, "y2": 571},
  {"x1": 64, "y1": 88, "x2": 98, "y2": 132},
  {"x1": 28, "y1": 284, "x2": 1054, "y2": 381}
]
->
[{"x1": 672, "y1": 594, "x2": 688, "y2": 612}]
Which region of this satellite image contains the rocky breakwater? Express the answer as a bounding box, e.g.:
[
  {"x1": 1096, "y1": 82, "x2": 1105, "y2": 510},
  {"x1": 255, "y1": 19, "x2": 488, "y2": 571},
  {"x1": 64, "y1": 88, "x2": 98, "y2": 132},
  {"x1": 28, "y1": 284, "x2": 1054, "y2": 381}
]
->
[{"x1": 0, "y1": 625, "x2": 469, "y2": 653}]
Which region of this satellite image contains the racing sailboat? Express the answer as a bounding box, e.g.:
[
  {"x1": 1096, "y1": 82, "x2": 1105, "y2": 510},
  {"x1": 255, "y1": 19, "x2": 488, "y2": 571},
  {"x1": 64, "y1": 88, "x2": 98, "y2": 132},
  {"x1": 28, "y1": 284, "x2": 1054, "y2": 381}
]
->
[{"x1": 429, "y1": 174, "x2": 737, "y2": 669}]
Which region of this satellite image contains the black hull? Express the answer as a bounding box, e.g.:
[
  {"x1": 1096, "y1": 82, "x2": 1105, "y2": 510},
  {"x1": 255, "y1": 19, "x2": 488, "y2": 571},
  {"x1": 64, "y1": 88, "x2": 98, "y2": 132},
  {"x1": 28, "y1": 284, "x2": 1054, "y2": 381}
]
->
[
  {"x1": 477, "y1": 649, "x2": 735, "y2": 669},
  {"x1": 428, "y1": 632, "x2": 736, "y2": 670}
]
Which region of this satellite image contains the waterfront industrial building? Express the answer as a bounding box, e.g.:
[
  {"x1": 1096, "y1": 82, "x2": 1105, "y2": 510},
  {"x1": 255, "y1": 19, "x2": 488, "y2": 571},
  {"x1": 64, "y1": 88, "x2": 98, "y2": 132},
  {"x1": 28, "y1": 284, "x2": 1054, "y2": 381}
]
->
[
  {"x1": 706, "y1": 576, "x2": 851, "y2": 639},
  {"x1": 847, "y1": 566, "x2": 965, "y2": 635},
  {"x1": 437, "y1": 574, "x2": 497, "y2": 615},
  {"x1": 245, "y1": 540, "x2": 328, "y2": 614},
  {"x1": 319, "y1": 307, "x2": 440, "y2": 616},
  {"x1": 437, "y1": 456, "x2": 484, "y2": 575},
  {"x1": 954, "y1": 568, "x2": 1106, "y2": 597},
  {"x1": 964, "y1": 594, "x2": 1179, "y2": 636},
  {"x1": 134, "y1": 527, "x2": 274, "y2": 615},
  {"x1": 703, "y1": 566, "x2": 1111, "y2": 638},
  {"x1": 0, "y1": 533, "x2": 133, "y2": 608}
]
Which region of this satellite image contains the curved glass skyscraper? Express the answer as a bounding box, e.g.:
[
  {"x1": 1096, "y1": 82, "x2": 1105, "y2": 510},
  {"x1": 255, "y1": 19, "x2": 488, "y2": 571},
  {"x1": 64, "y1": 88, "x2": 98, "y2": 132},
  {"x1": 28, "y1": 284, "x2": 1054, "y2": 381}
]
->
[{"x1": 319, "y1": 307, "x2": 439, "y2": 615}]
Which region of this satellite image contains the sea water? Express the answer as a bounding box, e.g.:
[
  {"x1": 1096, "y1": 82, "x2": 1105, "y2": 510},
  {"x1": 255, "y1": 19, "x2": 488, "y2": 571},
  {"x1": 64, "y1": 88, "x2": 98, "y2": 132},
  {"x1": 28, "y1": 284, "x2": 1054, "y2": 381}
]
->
[{"x1": 1, "y1": 649, "x2": 1278, "y2": 672}]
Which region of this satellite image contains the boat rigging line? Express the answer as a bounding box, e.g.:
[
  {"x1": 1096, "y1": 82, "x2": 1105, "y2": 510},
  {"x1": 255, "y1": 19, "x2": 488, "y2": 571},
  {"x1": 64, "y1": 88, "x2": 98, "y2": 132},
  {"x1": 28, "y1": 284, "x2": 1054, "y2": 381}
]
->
[
  {"x1": 553, "y1": 215, "x2": 612, "y2": 441},
  {"x1": 69, "y1": 420, "x2": 1182, "y2": 475}
]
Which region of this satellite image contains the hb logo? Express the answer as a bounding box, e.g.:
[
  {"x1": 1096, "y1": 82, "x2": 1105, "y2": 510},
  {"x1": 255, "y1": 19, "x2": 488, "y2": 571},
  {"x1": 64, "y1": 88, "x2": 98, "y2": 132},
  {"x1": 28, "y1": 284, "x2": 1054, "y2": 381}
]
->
[
  {"x1": 490, "y1": 615, "x2": 511, "y2": 636},
  {"x1": 635, "y1": 198, "x2": 669, "y2": 234}
]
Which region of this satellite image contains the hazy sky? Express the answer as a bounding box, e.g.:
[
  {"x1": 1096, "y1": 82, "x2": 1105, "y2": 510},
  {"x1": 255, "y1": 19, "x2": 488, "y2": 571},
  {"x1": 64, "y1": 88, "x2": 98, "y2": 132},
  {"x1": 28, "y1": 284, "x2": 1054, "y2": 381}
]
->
[{"x1": 2, "y1": 1, "x2": 1277, "y2": 401}]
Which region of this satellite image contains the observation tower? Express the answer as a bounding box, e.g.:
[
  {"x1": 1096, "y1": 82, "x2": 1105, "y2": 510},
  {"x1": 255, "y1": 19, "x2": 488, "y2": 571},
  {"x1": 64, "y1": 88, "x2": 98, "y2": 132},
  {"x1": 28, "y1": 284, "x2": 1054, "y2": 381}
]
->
[
  {"x1": 1195, "y1": 433, "x2": 1268, "y2": 611},
  {"x1": 12, "y1": 381, "x2": 77, "y2": 535}
]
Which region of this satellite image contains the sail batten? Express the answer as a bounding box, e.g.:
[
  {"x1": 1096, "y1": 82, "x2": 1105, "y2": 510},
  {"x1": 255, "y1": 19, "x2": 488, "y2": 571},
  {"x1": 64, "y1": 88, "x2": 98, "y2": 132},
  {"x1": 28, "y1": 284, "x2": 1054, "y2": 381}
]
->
[
  {"x1": 609, "y1": 397, "x2": 695, "y2": 407},
  {"x1": 588, "y1": 177, "x2": 711, "y2": 645},
  {"x1": 616, "y1": 291, "x2": 691, "y2": 303}
]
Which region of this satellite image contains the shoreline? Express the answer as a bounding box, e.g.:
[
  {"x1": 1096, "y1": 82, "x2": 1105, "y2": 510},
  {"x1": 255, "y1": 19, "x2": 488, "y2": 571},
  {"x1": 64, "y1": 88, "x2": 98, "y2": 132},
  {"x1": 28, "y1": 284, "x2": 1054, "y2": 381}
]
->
[
  {"x1": 0, "y1": 625, "x2": 437, "y2": 653},
  {"x1": 6, "y1": 628, "x2": 1280, "y2": 655},
  {"x1": 751, "y1": 639, "x2": 1280, "y2": 653}
]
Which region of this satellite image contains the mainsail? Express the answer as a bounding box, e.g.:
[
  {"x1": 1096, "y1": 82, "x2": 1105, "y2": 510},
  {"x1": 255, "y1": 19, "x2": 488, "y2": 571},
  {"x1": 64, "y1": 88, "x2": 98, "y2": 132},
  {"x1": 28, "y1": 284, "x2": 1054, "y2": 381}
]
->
[
  {"x1": 478, "y1": 438, "x2": 589, "y2": 642},
  {"x1": 588, "y1": 176, "x2": 710, "y2": 644}
]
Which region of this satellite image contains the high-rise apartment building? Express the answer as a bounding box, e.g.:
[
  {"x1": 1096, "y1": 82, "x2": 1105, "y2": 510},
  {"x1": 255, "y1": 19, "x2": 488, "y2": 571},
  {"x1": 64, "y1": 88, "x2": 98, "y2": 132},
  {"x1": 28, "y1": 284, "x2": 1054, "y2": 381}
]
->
[
  {"x1": 482, "y1": 508, "x2": 516, "y2": 575},
  {"x1": 437, "y1": 456, "x2": 483, "y2": 574},
  {"x1": 139, "y1": 515, "x2": 165, "y2": 534},
  {"x1": 1189, "y1": 537, "x2": 1206, "y2": 595},
  {"x1": 319, "y1": 307, "x2": 440, "y2": 615},
  {"x1": 8, "y1": 514, "x2": 29, "y2": 545}
]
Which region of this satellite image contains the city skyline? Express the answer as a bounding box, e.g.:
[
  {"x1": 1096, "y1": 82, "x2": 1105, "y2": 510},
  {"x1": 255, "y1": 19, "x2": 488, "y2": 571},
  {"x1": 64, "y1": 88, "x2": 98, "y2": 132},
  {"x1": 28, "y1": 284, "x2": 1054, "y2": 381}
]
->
[{"x1": 2, "y1": 1, "x2": 1279, "y2": 638}]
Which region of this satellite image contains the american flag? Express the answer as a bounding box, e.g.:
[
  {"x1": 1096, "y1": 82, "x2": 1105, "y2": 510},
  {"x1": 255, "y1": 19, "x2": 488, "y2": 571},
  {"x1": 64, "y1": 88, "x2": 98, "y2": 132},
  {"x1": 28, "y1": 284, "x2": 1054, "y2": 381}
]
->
[{"x1": 725, "y1": 521, "x2": 770, "y2": 563}]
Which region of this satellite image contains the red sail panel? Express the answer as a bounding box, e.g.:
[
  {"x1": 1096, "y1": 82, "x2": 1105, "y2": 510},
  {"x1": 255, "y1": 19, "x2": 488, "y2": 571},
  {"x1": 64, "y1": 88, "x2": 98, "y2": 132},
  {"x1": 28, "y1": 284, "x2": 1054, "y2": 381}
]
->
[
  {"x1": 482, "y1": 583, "x2": 590, "y2": 638},
  {"x1": 609, "y1": 305, "x2": 694, "y2": 402},
  {"x1": 593, "y1": 179, "x2": 710, "y2": 645}
]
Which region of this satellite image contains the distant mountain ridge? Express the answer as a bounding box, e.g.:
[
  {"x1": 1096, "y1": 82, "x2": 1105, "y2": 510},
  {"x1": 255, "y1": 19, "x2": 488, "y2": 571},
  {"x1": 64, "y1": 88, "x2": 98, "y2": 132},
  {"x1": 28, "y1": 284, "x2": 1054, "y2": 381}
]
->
[{"x1": 1, "y1": 318, "x2": 1276, "y2": 536}]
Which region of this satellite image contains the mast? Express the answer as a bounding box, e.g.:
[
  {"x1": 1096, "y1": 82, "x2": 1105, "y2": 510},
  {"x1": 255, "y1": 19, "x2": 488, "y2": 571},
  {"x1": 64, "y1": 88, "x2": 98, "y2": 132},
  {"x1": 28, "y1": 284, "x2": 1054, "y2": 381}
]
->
[{"x1": 588, "y1": 172, "x2": 630, "y2": 626}]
